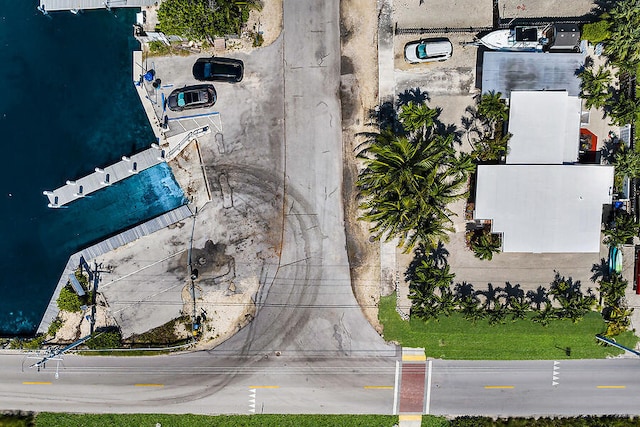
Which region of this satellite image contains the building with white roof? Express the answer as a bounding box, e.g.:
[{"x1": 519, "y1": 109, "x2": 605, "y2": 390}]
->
[{"x1": 474, "y1": 90, "x2": 613, "y2": 253}]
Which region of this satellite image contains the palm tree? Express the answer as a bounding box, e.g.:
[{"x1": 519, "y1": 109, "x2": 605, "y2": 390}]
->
[
  {"x1": 477, "y1": 91, "x2": 509, "y2": 130},
  {"x1": 603, "y1": 209, "x2": 639, "y2": 247},
  {"x1": 399, "y1": 101, "x2": 439, "y2": 133},
  {"x1": 503, "y1": 282, "x2": 526, "y2": 319},
  {"x1": 548, "y1": 273, "x2": 596, "y2": 322},
  {"x1": 357, "y1": 101, "x2": 471, "y2": 252},
  {"x1": 468, "y1": 229, "x2": 502, "y2": 260},
  {"x1": 476, "y1": 283, "x2": 503, "y2": 311},
  {"x1": 590, "y1": 258, "x2": 610, "y2": 283},
  {"x1": 598, "y1": 271, "x2": 628, "y2": 307},
  {"x1": 578, "y1": 65, "x2": 611, "y2": 110},
  {"x1": 526, "y1": 286, "x2": 549, "y2": 312},
  {"x1": 603, "y1": 0, "x2": 640, "y2": 65}
]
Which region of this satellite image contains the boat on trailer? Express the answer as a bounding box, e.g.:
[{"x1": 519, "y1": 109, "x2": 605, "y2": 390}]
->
[{"x1": 478, "y1": 26, "x2": 549, "y2": 51}]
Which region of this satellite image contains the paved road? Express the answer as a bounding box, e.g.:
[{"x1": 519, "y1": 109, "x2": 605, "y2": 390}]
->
[
  {"x1": 3, "y1": 352, "x2": 640, "y2": 416},
  {"x1": 430, "y1": 359, "x2": 640, "y2": 417},
  {"x1": 1, "y1": 352, "x2": 396, "y2": 414},
  {"x1": 209, "y1": 0, "x2": 395, "y2": 357}
]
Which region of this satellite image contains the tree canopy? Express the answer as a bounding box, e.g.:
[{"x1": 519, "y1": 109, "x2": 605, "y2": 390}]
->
[
  {"x1": 157, "y1": 0, "x2": 261, "y2": 40},
  {"x1": 357, "y1": 101, "x2": 472, "y2": 252}
]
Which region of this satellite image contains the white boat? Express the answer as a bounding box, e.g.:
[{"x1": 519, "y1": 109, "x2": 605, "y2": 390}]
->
[{"x1": 479, "y1": 26, "x2": 549, "y2": 52}]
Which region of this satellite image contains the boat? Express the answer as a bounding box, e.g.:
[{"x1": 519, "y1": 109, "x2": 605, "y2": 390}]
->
[
  {"x1": 479, "y1": 26, "x2": 548, "y2": 51},
  {"x1": 478, "y1": 24, "x2": 581, "y2": 53},
  {"x1": 609, "y1": 246, "x2": 623, "y2": 274}
]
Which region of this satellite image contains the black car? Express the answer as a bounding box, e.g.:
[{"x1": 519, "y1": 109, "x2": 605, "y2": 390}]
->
[
  {"x1": 167, "y1": 84, "x2": 217, "y2": 112},
  {"x1": 192, "y1": 57, "x2": 244, "y2": 83}
]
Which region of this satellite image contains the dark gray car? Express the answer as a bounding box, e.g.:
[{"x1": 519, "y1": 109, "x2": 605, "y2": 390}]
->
[
  {"x1": 192, "y1": 57, "x2": 244, "y2": 83},
  {"x1": 167, "y1": 84, "x2": 217, "y2": 112}
]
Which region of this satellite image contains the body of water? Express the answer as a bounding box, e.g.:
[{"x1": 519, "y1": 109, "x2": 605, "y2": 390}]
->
[{"x1": 0, "y1": 2, "x2": 185, "y2": 335}]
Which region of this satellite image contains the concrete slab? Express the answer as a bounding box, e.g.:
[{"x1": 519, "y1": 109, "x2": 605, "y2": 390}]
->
[{"x1": 394, "y1": 0, "x2": 493, "y2": 29}]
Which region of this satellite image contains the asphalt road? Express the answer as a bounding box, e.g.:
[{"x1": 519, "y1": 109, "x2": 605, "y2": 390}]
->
[
  {"x1": 3, "y1": 352, "x2": 640, "y2": 416},
  {"x1": 431, "y1": 359, "x2": 640, "y2": 417},
  {"x1": 2, "y1": 352, "x2": 396, "y2": 414}
]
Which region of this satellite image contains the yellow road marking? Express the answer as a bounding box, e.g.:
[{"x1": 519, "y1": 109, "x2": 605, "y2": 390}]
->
[
  {"x1": 399, "y1": 414, "x2": 422, "y2": 421},
  {"x1": 484, "y1": 385, "x2": 514, "y2": 389},
  {"x1": 134, "y1": 383, "x2": 164, "y2": 387},
  {"x1": 402, "y1": 354, "x2": 426, "y2": 362},
  {"x1": 249, "y1": 385, "x2": 279, "y2": 389},
  {"x1": 22, "y1": 381, "x2": 51, "y2": 385},
  {"x1": 364, "y1": 385, "x2": 394, "y2": 389},
  {"x1": 597, "y1": 385, "x2": 626, "y2": 389}
]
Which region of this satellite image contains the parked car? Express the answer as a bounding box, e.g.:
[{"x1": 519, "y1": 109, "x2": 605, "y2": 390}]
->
[
  {"x1": 192, "y1": 57, "x2": 244, "y2": 83},
  {"x1": 404, "y1": 38, "x2": 453, "y2": 63},
  {"x1": 167, "y1": 84, "x2": 217, "y2": 112}
]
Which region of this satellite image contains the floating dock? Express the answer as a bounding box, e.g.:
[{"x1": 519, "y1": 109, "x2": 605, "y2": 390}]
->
[
  {"x1": 36, "y1": 204, "x2": 193, "y2": 334},
  {"x1": 39, "y1": 0, "x2": 156, "y2": 13},
  {"x1": 43, "y1": 145, "x2": 166, "y2": 208}
]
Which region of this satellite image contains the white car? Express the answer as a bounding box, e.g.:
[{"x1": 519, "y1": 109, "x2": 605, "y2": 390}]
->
[{"x1": 404, "y1": 38, "x2": 453, "y2": 63}]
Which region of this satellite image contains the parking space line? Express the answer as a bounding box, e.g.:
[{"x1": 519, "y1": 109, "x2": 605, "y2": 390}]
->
[
  {"x1": 364, "y1": 385, "x2": 394, "y2": 389},
  {"x1": 484, "y1": 385, "x2": 514, "y2": 389},
  {"x1": 134, "y1": 383, "x2": 164, "y2": 387},
  {"x1": 250, "y1": 385, "x2": 279, "y2": 389}
]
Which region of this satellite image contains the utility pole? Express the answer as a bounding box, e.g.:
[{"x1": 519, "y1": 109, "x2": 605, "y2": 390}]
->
[{"x1": 187, "y1": 207, "x2": 199, "y2": 337}]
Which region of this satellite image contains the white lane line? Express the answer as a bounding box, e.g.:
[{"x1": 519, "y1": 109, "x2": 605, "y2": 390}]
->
[
  {"x1": 425, "y1": 359, "x2": 433, "y2": 414},
  {"x1": 392, "y1": 360, "x2": 400, "y2": 415}
]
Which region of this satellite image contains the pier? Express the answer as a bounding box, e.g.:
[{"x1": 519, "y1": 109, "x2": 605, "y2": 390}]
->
[
  {"x1": 43, "y1": 145, "x2": 166, "y2": 208},
  {"x1": 39, "y1": 0, "x2": 156, "y2": 13},
  {"x1": 37, "y1": 204, "x2": 193, "y2": 334}
]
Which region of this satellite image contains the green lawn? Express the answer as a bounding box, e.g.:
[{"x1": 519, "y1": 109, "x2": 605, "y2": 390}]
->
[
  {"x1": 379, "y1": 293, "x2": 638, "y2": 360},
  {"x1": 35, "y1": 413, "x2": 398, "y2": 427}
]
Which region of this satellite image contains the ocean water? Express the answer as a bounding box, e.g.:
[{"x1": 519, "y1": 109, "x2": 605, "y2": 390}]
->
[{"x1": 0, "y1": 2, "x2": 186, "y2": 335}]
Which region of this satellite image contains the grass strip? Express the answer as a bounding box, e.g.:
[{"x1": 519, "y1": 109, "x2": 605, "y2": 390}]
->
[
  {"x1": 35, "y1": 413, "x2": 399, "y2": 427},
  {"x1": 380, "y1": 293, "x2": 638, "y2": 360}
]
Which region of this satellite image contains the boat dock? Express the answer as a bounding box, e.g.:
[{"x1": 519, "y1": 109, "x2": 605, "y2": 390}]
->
[
  {"x1": 39, "y1": 0, "x2": 156, "y2": 13},
  {"x1": 36, "y1": 204, "x2": 193, "y2": 334},
  {"x1": 43, "y1": 145, "x2": 166, "y2": 208}
]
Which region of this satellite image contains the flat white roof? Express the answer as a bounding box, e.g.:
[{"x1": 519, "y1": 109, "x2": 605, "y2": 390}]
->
[
  {"x1": 506, "y1": 91, "x2": 580, "y2": 164},
  {"x1": 475, "y1": 164, "x2": 613, "y2": 253}
]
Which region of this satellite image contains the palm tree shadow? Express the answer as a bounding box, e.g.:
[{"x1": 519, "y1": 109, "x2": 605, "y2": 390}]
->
[{"x1": 396, "y1": 88, "x2": 430, "y2": 108}]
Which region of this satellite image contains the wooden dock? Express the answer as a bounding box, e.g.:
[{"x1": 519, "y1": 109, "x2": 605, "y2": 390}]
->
[
  {"x1": 43, "y1": 145, "x2": 166, "y2": 208},
  {"x1": 37, "y1": 204, "x2": 193, "y2": 334},
  {"x1": 39, "y1": 0, "x2": 156, "y2": 12}
]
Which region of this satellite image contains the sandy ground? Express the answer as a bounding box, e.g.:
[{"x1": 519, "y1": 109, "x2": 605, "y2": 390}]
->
[{"x1": 340, "y1": 0, "x2": 387, "y2": 333}]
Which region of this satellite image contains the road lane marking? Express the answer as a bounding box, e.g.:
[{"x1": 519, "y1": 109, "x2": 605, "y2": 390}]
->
[
  {"x1": 484, "y1": 385, "x2": 514, "y2": 389},
  {"x1": 597, "y1": 385, "x2": 626, "y2": 389},
  {"x1": 22, "y1": 381, "x2": 51, "y2": 385},
  {"x1": 425, "y1": 359, "x2": 433, "y2": 414},
  {"x1": 364, "y1": 385, "x2": 393, "y2": 389},
  {"x1": 392, "y1": 360, "x2": 400, "y2": 415},
  {"x1": 134, "y1": 383, "x2": 164, "y2": 387},
  {"x1": 399, "y1": 415, "x2": 422, "y2": 421},
  {"x1": 249, "y1": 385, "x2": 279, "y2": 389}
]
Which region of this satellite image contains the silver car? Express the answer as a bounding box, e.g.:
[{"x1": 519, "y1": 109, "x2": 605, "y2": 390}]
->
[{"x1": 404, "y1": 38, "x2": 453, "y2": 63}]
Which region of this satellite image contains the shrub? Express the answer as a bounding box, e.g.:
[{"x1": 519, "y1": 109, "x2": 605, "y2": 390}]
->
[
  {"x1": 582, "y1": 20, "x2": 610, "y2": 44},
  {"x1": 85, "y1": 330, "x2": 122, "y2": 350},
  {"x1": 148, "y1": 41, "x2": 170, "y2": 56},
  {"x1": 56, "y1": 285, "x2": 82, "y2": 313}
]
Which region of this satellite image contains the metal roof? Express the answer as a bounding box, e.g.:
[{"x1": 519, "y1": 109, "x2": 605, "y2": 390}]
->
[{"x1": 481, "y1": 51, "x2": 584, "y2": 98}]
